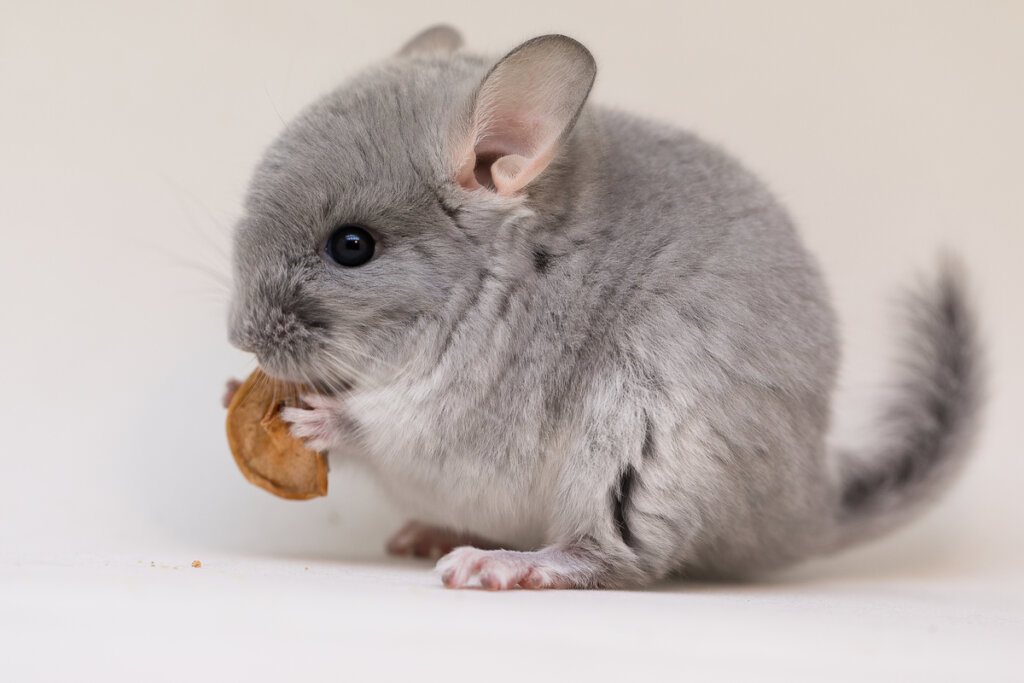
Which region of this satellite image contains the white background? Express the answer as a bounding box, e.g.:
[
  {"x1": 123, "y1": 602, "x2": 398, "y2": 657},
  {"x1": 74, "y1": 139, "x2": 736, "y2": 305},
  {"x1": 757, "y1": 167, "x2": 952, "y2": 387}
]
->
[{"x1": 1, "y1": 1, "x2": 1022, "y2": 680}]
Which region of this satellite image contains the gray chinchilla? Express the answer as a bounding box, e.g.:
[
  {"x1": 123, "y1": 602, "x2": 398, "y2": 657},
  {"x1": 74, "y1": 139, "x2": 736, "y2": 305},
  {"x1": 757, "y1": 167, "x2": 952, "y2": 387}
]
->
[{"x1": 226, "y1": 25, "x2": 983, "y2": 589}]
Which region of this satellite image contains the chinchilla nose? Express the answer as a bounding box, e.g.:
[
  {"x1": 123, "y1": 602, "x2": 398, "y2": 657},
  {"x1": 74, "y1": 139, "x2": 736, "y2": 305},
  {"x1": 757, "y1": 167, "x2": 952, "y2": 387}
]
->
[
  {"x1": 227, "y1": 300, "x2": 257, "y2": 353},
  {"x1": 227, "y1": 275, "x2": 330, "y2": 365},
  {"x1": 230, "y1": 302, "x2": 328, "y2": 371},
  {"x1": 231, "y1": 307, "x2": 299, "y2": 357}
]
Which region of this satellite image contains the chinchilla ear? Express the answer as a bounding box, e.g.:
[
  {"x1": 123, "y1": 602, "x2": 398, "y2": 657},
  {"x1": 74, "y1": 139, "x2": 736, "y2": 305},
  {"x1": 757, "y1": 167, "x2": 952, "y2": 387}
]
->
[
  {"x1": 454, "y1": 35, "x2": 596, "y2": 196},
  {"x1": 398, "y1": 25, "x2": 463, "y2": 57}
]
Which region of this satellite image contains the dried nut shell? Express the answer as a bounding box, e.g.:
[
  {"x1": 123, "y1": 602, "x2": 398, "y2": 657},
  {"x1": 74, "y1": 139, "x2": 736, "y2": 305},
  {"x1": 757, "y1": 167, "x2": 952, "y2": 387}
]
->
[{"x1": 225, "y1": 369, "x2": 328, "y2": 500}]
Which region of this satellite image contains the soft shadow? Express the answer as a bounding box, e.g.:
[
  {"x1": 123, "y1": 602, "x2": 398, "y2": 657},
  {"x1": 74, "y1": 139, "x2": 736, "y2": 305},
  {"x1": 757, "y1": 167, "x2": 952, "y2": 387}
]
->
[{"x1": 646, "y1": 514, "x2": 988, "y2": 595}]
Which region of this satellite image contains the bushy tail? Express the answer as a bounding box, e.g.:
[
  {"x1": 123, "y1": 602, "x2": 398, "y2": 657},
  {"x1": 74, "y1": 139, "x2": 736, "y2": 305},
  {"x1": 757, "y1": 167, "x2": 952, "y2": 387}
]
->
[{"x1": 830, "y1": 257, "x2": 984, "y2": 551}]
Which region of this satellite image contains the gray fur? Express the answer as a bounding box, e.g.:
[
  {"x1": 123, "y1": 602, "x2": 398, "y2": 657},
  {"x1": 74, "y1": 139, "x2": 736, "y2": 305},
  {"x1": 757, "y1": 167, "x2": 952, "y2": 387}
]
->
[
  {"x1": 227, "y1": 29, "x2": 983, "y2": 587},
  {"x1": 398, "y1": 25, "x2": 464, "y2": 58},
  {"x1": 831, "y1": 259, "x2": 983, "y2": 551}
]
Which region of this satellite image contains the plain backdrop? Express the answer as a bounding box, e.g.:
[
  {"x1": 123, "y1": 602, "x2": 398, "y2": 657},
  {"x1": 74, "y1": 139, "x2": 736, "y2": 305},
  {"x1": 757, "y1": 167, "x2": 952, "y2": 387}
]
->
[{"x1": 1, "y1": 1, "x2": 1022, "y2": 680}]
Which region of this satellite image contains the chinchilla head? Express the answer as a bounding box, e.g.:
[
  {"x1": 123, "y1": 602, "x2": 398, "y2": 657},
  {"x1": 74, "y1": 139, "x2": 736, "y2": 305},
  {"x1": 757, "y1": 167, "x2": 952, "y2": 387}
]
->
[{"x1": 228, "y1": 27, "x2": 596, "y2": 390}]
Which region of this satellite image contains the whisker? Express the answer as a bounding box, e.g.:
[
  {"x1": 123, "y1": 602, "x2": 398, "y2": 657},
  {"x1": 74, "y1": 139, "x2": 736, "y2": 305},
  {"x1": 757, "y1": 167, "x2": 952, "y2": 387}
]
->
[
  {"x1": 160, "y1": 174, "x2": 234, "y2": 266},
  {"x1": 264, "y1": 85, "x2": 287, "y2": 126},
  {"x1": 317, "y1": 348, "x2": 376, "y2": 389},
  {"x1": 128, "y1": 238, "x2": 233, "y2": 293}
]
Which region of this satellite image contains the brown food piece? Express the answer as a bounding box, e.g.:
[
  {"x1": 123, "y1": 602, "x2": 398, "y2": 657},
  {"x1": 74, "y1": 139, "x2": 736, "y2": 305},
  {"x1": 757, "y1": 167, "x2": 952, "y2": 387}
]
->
[
  {"x1": 191, "y1": 560, "x2": 202, "y2": 568},
  {"x1": 225, "y1": 369, "x2": 328, "y2": 500}
]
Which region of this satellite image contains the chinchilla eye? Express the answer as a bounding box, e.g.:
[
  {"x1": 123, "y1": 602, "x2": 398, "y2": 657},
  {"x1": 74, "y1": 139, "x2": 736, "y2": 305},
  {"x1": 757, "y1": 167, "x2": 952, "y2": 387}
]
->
[{"x1": 326, "y1": 225, "x2": 376, "y2": 267}]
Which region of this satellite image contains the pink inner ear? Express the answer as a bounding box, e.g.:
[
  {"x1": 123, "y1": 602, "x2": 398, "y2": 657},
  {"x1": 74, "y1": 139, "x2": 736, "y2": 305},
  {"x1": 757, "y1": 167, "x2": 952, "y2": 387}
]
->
[
  {"x1": 490, "y1": 150, "x2": 556, "y2": 195},
  {"x1": 476, "y1": 124, "x2": 536, "y2": 159},
  {"x1": 454, "y1": 36, "x2": 596, "y2": 196},
  {"x1": 489, "y1": 155, "x2": 528, "y2": 194},
  {"x1": 461, "y1": 116, "x2": 559, "y2": 195}
]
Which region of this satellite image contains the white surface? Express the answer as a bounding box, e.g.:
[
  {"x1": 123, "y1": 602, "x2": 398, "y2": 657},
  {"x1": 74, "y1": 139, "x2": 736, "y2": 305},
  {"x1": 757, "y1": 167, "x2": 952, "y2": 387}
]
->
[
  {"x1": 2, "y1": 1, "x2": 1023, "y2": 680},
  {"x1": 4, "y1": 553, "x2": 1022, "y2": 682}
]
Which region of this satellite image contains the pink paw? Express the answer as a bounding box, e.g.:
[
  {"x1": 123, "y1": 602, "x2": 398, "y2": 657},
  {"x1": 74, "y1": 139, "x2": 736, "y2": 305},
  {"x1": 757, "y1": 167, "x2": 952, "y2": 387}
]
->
[
  {"x1": 222, "y1": 378, "x2": 243, "y2": 408},
  {"x1": 280, "y1": 393, "x2": 348, "y2": 451},
  {"x1": 387, "y1": 521, "x2": 498, "y2": 560},
  {"x1": 435, "y1": 547, "x2": 576, "y2": 590}
]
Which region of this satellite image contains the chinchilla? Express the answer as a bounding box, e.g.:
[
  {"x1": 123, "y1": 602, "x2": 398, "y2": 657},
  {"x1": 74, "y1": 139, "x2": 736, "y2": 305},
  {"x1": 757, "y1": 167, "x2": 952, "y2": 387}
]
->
[{"x1": 225, "y1": 26, "x2": 983, "y2": 589}]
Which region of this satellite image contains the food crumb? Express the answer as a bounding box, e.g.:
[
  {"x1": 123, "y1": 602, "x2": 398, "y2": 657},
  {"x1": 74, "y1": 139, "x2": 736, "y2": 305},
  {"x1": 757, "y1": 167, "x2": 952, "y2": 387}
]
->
[
  {"x1": 191, "y1": 560, "x2": 202, "y2": 568},
  {"x1": 304, "y1": 567, "x2": 309, "y2": 571}
]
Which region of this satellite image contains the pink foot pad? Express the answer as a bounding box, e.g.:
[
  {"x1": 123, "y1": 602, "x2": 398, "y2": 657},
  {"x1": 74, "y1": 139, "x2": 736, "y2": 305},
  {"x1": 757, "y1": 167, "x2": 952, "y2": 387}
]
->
[{"x1": 436, "y1": 546, "x2": 589, "y2": 590}]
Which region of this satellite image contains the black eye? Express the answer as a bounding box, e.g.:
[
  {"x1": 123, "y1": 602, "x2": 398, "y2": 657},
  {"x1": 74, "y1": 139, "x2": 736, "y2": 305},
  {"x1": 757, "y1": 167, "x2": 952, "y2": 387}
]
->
[{"x1": 326, "y1": 225, "x2": 376, "y2": 267}]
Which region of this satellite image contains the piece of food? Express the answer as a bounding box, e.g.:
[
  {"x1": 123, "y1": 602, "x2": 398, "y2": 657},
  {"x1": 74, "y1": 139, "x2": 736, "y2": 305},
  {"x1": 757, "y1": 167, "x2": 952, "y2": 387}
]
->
[{"x1": 225, "y1": 369, "x2": 328, "y2": 500}]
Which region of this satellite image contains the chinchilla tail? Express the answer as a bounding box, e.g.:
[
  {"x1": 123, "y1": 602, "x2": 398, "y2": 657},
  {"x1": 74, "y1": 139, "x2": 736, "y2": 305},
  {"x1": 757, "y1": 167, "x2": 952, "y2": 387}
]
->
[{"x1": 828, "y1": 256, "x2": 984, "y2": 552}]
